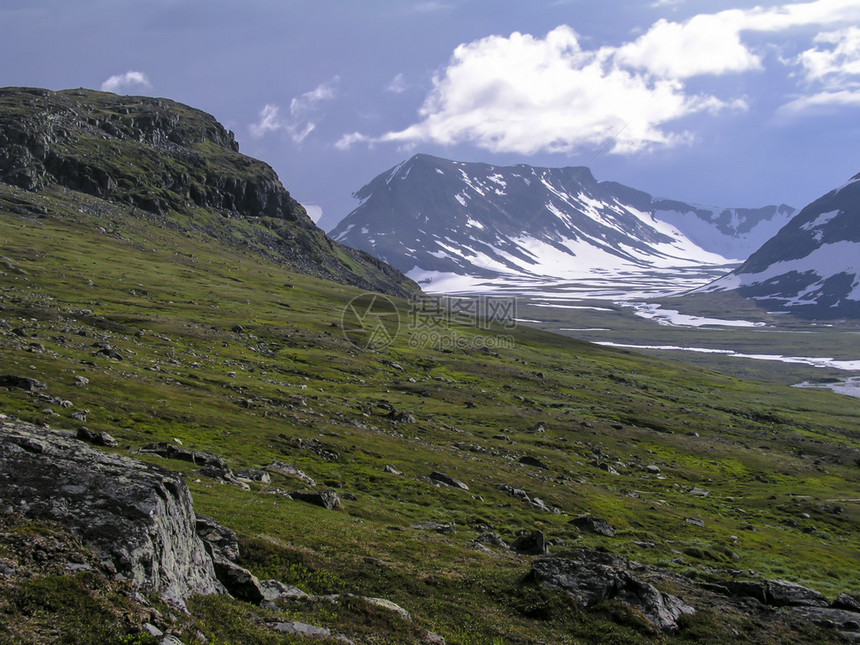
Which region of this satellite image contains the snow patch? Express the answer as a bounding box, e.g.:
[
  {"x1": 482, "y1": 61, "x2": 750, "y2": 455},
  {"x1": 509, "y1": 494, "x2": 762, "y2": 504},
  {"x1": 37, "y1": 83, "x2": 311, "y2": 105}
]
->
[{"x1": 625, "y1": 302, "x2": 767, "y2": 328}]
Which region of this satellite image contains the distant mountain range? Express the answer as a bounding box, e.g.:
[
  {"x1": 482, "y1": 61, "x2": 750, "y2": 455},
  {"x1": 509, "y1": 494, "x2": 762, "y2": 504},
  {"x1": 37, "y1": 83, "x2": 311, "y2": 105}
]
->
[
  {"x1": 700, "y1": 172, "x2": 860, "y2": 318},
  {"x1": 331, "y1": 154, "x2": 795, "y2": 292}
]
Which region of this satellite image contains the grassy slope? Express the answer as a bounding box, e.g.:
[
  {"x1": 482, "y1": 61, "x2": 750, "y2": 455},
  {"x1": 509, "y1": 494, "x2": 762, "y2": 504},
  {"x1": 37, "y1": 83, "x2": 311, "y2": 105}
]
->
[{"x1": 1, "y1": 184, "x2": 858, "y2": 644}]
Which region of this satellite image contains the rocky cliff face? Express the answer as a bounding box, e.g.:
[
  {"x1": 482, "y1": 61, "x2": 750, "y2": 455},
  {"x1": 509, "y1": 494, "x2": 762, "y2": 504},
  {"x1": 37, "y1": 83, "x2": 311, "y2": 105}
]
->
[
  {"x1": 0, "y1": 418, "x2": 223, "y2": 607},
  {"x1": 0, "y1": 87, "x2": 418, "y2": 298}
]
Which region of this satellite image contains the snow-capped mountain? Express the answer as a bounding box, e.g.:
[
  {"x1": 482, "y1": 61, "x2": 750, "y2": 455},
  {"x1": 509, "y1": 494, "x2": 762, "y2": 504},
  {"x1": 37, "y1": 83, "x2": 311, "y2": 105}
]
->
[
  {"x1": 700, "y1": 173, "x2": 860, "y2": 318},
  {"x1": 330, "y1": 154, "x2": 794, "y2": 293}
]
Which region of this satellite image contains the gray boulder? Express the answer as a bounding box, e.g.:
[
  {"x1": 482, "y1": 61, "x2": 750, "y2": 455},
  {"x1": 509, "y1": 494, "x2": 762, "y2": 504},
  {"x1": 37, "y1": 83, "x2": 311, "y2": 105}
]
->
[
  {"x1": 726, "y1": 578, "x2": 828, "y2": 607},
  {"x1": 0, "y1": 374, "x2": 46, "y2": 391},
  {"x1": 530, "y1": 548, "x2": 694, "y2": 631},
  {"x1": 76, "y1": 426, "x2": 118, "y2": 448},
  {"x1": 289, "y1": 489, "x2": 343, "y2": 510},
  {"x1": 139, "y1": 442, "x2": 227, "y2": 469},
  {"x1": 429, "y1": 471, "x2": 469, "y2": 490},
  {"x1": 267, "y1": 461, "x2": 316, "y2": 486},
  {"x1": 0, "y1": 420, "x2": 223, "y2": 607},
  {"x1": 511, "y1": 530, "x2": 547, "y2": 555},
  {"x1": 570, "y1": 514, "x2": 616, "y2": 538}
]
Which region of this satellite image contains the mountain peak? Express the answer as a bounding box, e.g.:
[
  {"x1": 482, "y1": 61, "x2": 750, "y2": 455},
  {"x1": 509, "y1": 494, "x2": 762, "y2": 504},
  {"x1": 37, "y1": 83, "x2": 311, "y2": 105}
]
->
[
  {"x1": 700, "y1": 172, "x2": 860, "y2": 318},
  {"x1": 332, "y1": 156, "x2": 793, "y2": 292}
]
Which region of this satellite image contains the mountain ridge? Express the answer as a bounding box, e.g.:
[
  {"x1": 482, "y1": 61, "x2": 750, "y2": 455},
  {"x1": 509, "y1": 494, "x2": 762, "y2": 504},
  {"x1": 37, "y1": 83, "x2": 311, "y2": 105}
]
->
[
  {"x1": 698, "y1": 172, "x2": 860, "y2": 318},
  {"x1": 0, "y1": 86, "x2": 419, "y2": 298},
  {"x1": 331, "y1": 153, "x2": 794, "y2": 293}
]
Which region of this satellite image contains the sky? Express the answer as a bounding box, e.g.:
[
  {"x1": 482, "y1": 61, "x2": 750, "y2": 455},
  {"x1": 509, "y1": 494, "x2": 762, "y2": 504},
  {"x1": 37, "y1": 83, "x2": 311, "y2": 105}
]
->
[{"x1": 2, "y1": 0, "x2": 860, "y2": 231}]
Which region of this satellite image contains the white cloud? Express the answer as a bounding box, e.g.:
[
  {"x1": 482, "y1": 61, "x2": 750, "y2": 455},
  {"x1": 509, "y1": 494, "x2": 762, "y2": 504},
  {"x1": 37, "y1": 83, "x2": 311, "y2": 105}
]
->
[
  {"x1": 335, "y1": 132, "x2": 371, "y2": 150},
  {"x1": 617, "y1": 0, "x2": 860, "y2": 80},
  {"x1": 778, "y1": 89, "x2": 860, "y2": 116},
  {"x1": 795, "y1": 26, "x2": 860, "y2": 86},
  {"x1": 616, "y1": 11, "x2": 763, "y2": 78},
  {"x1": 342, "y1": 26, "x2": 743, "y2": 155},
  {"x1": 775, "y1": 26, "x2": 860, "y2": 116},
  {"x1": 249, "y1": 78, "x2": 339, "y2": 143},
  {"x1": 386, "y1": 73, "x2": 408, "y2": 94},
  {"x1": 340, "y1": 0, "x2": 860, "y2": 155},
  {"x1": 100, "y1": 71, "x2": 151, "y2": 94}
]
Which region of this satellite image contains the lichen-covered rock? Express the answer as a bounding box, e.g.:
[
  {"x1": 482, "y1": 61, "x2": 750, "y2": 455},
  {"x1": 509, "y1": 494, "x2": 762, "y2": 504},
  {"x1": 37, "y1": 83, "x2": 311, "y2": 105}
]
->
[
  {"x1": 0, "y1": 419, "x2": 223, "y2": 606},
  {"x1": 570, "y1": 514, "x2": 616, "y2": 538},
  {"x1": 725, "y1": 578, "x2": 829, "y2": 608},
  {"x1": 530, "y1": 548, "x2": 694, "y2": 631},
  {"x1": 139, "y1": 442, "x2": 226, "y2": 469},
  {"x1": 289, "y1": 489, "x2": 343, "y2": 510},
  {"x1": 429, "y1": 471, "x2": 469, "y2": 490}
]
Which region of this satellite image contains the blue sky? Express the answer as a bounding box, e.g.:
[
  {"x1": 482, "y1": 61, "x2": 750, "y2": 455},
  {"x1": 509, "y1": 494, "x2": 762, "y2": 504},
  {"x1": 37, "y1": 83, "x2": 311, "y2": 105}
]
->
[{"x1": 2, "y1": 0, "x2": 859, "y2": 230}]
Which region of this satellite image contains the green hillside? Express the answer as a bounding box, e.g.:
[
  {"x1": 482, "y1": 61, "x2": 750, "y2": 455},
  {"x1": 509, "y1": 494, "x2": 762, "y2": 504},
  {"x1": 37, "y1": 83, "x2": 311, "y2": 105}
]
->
[{"x1": 0, "y1": 89, "x2": 859, "y2": 645}]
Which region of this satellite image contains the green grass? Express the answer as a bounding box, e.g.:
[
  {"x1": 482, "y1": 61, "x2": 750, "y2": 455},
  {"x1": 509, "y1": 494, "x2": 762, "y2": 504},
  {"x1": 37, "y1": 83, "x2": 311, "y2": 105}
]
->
[{"x1": 0, "y1": 183, "x2": 858, "y2": 644}]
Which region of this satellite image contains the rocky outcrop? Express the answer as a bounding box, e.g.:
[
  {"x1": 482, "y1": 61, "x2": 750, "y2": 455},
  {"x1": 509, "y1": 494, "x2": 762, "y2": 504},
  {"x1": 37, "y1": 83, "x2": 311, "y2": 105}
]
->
[
  {"x1": 724, "y1": 578, "x2": 829, "y2": 607},
  {"x1": 0, "y1": 419, "x2": 223, "y2": 607},
  {"x1": 0, "y1": 87, "x2": 419, "y2": 298},
  {"x1": 529, "y1": 548, "x2": 694, "y2": 631}
]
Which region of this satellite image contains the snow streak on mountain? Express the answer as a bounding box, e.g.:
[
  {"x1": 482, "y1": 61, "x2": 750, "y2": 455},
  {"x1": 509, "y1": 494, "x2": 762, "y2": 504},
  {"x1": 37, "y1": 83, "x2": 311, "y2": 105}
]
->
[
  {"x1": 331, "y1": 154, "x2": 794, "y2": 294},
  {"x1": 700, "y1": 172, "x2": 860, "y2": 318}
]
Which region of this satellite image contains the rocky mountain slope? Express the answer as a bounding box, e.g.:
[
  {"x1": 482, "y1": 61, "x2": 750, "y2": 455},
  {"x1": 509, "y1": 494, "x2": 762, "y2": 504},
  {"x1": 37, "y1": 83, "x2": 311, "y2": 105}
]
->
[
  {"x1": 330, "y1": 154, "x2": 793, "y2": 291},
  {"x1": 699, "y1": 172, "x2": 860, "y2": 318},
  {"x1": 0, "y1": 86, "x2": 418, "y2": 298}
]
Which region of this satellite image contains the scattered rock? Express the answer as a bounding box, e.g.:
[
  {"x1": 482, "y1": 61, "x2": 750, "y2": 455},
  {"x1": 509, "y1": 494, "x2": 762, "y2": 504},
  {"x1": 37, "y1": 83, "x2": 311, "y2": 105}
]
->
[
  {"x1": 688, "y1": 487, "x2": 711, "y2": 497},
  {"x1": 76, "y1": 426, "x2": 118, "y2": 448},
  {"x1": 590, "y1": 460, "x2": 619, "y2": 474},
  {"x1": 411, "y1": 522, "x2": 454, "y2": 535},
  {"x1": 511, "y1": 530, "x2": 547, "y2": 555},
  {"x1": 289, "y1": 489, "x2": 343, "y2": 510},
  {"x1": 143, "y1": 623, "x2": 164, "y2": 638},
  {"x1": 140, "y1": 442, "x2": 227, "y2": 469},
  {"x1": 198, "y1": 466, "x2": 250, "y2": 490},
  {"x1": 267, "y1": 461, "x2": 316, "y2": 486},
  {"x1": 474, "y1": 532, "x2": 508, "y2": 549},
  {"x1": 235, "y1": 469, "x2": 271, "y2": 484},
  {"x1": 211, "y1": 558, "x2": 264, "y2": 603},
  {"x1": 519, "y1": 455, "x2": 549, "y2": 469},
  {"x1": 268, "y1": 621, "x2": 353, "y2": 643},
  {"x1": 94, "y1": 347, "x2": 124, "y2": 360},
  {"x1": 390, "y1": 410, "x2": 416, "y2": 423},
  {"x1": 384, "y1": 464, "x2": 402, "y2": 475},
  {"x1": 685, "y1": 517, "x2": 705, "y2": 528},
  {"x1": 429, "y1": 471, "x2": 469, "y2": 490},
  {"x1": 645, "y1": 465, "x2": 661, "y2": 474},
  {"x1": 260, "y1": 579, "x2": 309, "y2": 602},
  {"x1": 788, "y1": 606, "x2": 860, "y2": 634},
  {"x1": 570, "y1": 514, "x2": 616, "y2": 538},
  {"x1": 0, "y1": 374, "x2": 47, "y2": 391}
]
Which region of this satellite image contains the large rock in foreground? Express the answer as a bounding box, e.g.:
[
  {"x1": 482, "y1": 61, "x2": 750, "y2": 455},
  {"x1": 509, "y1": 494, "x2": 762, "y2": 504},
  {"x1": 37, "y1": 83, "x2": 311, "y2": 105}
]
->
[{"x1": 0, "y1": 419, "x2": 223, "y2": 606}]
